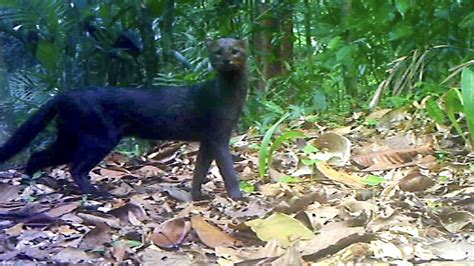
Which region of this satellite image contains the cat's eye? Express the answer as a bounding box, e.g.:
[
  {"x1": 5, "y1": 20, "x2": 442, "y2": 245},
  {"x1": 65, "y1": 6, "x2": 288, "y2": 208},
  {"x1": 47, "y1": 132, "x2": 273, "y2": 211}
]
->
[
  {"x1": 231, "y1": 49, "x2": 240, "y2": 55},
  {"x1": 215, "y1": 49, "x2": 223, "y2": 56}
]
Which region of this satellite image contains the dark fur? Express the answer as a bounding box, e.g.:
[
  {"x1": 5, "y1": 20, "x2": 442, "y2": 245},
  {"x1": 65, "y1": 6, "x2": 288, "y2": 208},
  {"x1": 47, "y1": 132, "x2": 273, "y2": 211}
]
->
[{"x1": 0, "y1": 38, "x2": 247, "y2": 199}]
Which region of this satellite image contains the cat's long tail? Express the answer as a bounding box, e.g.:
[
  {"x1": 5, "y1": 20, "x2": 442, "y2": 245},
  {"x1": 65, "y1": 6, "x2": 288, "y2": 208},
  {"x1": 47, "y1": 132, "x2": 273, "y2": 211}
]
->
[{"x1": 0, "y1": 98, "x2": 58, "y2": 162}]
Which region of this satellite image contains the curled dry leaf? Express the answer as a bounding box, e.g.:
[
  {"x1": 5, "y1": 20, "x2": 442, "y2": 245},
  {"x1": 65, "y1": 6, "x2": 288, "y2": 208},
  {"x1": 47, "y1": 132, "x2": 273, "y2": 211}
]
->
[
  {"x1": 77, "y1": 212, "x2": 121, "y2": 228},
  {"x1": 315, "y1": 161, "x2": 365, "y2": 189},
  {"x1": 191, "y1": 216, "x2": 241, "y2": 248},
  {"x1": 108, "y1": 202, "x2": 147, "y2": 225},
  {"x1": 313, "y1": 132, "x2": 352, "y2": 165},
  {"x1": 150, "y1": 217, "x2": 191, "y2": 249}
]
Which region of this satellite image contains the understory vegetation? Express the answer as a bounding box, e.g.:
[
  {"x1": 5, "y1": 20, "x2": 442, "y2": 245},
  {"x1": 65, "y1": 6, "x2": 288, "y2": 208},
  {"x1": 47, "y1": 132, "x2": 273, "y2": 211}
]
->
[{"x1": 0, "y1": 1, "x2": 473, "y2": 264}]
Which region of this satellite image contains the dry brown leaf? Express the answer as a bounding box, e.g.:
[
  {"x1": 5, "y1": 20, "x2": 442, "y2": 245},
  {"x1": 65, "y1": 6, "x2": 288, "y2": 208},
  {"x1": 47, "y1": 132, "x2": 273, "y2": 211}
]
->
[
  {"x1": 315, "y1": 161, "x2": 365, "y2": 188},
  {"x1": 79, "y1": 223, "x2": 111, "y2": 250},
  {"x1": 111, "y1": 240, "x2": 128, "y2": 262},
  {"x1": 439, "y1": 211, "x2": 473, "y2": 233},
  {"x1": 45, "y1": 202, "x2": 81, "y2": 218},
  {"x1": 398, "y1": 172, "x2": 435, "y2": 192},
  {"x1": 77, "y1": 212, "x2": 121, "y2": 228},
  {"x1": 139, "y1": 246, "x2": 194, "y2": 265},
  {"x1": 135, "y1": 165, "x2": 165, "y2": 177},
  {"x1": 5, "y1": 222, "x2": 24, "y2": 236},
  {"x1": 108, "y1": 202, "x2": 147, "y2": 224},
  {"x1": 150, "y1": 217, "x2": 191, "y2": 249},
  {"x1": 273, "y1": 190, "x2": 327, "y2": 214},
  {"x1": 191, "y1": 216, "x2": 241, "y2": 248},
  {"x1": 268, "y1": 167, "x2": 287, "y2": 182},
  {"x1": 94, "y1": 168, "x2": 130, "y2": 180},
  {"x1": 53, "y1": 248, "x2": 97, "y2": 263},
  {"x1": 298, "y1": 225, "x2": 372, "y2": 261},
  {"x1": 0, "y1": 183, "x2": 20, "y2": 203},
  {"x1": 352, "y1": 145, "x2": 432, "y2": 171}
]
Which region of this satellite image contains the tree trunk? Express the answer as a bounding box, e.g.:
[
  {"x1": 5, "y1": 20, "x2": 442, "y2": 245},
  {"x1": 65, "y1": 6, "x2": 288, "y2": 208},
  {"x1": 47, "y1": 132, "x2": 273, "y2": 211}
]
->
[{"x1": 341, "y1": 0, "x2": 357, "y2": 97}]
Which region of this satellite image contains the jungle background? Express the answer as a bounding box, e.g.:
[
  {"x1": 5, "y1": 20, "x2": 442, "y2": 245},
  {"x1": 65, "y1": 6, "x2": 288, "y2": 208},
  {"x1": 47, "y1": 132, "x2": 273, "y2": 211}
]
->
[{"x1": 0, "y1": 0, "x2": 473, "y2": 264}]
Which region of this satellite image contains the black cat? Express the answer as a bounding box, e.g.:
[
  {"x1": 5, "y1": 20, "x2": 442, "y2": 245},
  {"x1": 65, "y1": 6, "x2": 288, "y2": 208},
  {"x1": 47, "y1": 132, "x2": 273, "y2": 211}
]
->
[{"x1": 0, "y1": 38, "x2": 248, "y2": 200}]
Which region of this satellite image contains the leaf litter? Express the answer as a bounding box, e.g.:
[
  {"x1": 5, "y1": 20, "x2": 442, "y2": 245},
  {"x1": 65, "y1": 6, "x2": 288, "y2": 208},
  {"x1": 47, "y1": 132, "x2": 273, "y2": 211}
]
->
[{"x1": 0, "y1": 109, "x2": 473, "y2": 264}]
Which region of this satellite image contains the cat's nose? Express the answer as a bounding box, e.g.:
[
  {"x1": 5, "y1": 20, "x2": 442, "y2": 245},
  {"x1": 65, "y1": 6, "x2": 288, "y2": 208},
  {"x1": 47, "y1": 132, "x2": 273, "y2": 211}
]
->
[{"x1": 222, "y1": 59, "x2": 230, "y2": 64}]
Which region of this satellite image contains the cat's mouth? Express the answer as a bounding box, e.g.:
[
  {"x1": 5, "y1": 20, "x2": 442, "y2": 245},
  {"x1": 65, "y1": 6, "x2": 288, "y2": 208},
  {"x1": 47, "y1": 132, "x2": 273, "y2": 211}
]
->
[{"x1": 214, "y1": 62, "x2": 243, "y2": 72}]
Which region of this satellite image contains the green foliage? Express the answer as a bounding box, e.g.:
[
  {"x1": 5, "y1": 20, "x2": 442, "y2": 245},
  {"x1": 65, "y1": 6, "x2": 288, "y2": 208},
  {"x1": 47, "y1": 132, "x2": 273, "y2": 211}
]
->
[
  {"x1": 239, "y1": 181, "x2": 256, "y2": 193},
  {"x1": 279, "y1": 175, "x2": 302, "y2": 183},
  {"x1": 425, "y1": 97, "x2": 446, "y2": 124},
  {"x1": 258, "y1": 114, "x2": 290, "y2": 179},
  {"x1": 0, "y1": 0, "x2": 473, "y2": 143},
  {"x1": 423, "y1": 68, "x2": 474, "y2": 147},
  {"x1": 362, "y1": 175, "x2": 386, "y2": 186},
  {"x1": 461, "y1": 68, "x2": 474, "y2": 146},
  {"x1": 444, "y1": 88, "x2": 467, "y2": 143}
]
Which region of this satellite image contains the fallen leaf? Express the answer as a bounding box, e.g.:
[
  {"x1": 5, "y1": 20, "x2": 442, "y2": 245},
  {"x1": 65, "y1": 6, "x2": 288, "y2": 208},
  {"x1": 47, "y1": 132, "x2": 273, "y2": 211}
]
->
[
  {"x1": 315, "y1": 161, "x2": 365, "y2": 188},
  {"x1": 0, "y1": 184, "x2": 20, "y2": 203},
  {"x1": 245, "y1": 213, "x2": 314, "y2": 247},
  {"x1": 191, "y1": 216, "x2": 241, "y2": 248},
  {"x1": 398, "y1": 172, "x2": 435, "y2": 192},
  {"x1": 53, "y1": 248, "x2": 97, "y2": 263},
  {"x1": 150, "y1": 217, "x2": 191, "y2": 249},
  {"x1": 46, "y1": 202, "x2": 81, "y2": 218},
  {"x1": 352, "y1": 145, "x2": 433, "y2": 171},
  {"x1": 79, "y1": 223, "x2": 111, "y2": 250},
  {"x1": 299, "y1": 225, "x2": 372, "y2": 261},
  {"x1": 77, "y1": 212, "x2": 121, "y2": 228},
  {"x1": 313, "y1": 132, "x2": 352, "y2": 165},
  {"x1": 139, "y1": 246, "x2": 194, "y2": 265},
  {"x1": 135, "y1": 165, "x2": 165, "y2": 177},
  {"x1": 430, "y1": 239, "x2": 474, "y2": 260},
  {"x1": 108, "y1": 202, "x2": 147, "y2": 224}
]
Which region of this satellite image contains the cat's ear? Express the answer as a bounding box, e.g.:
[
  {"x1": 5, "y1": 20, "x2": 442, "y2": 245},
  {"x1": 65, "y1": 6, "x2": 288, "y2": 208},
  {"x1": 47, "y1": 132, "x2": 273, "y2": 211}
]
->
[{"x1": 206, "y1": 37, "x2": 215, "y2": 49}]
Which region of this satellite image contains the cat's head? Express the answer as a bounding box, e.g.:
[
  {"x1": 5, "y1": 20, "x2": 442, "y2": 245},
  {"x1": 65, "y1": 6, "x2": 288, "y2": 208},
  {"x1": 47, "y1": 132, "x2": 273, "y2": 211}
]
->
[{"x1": 207, "y1": 38, "x2": 247, "y2": 72}]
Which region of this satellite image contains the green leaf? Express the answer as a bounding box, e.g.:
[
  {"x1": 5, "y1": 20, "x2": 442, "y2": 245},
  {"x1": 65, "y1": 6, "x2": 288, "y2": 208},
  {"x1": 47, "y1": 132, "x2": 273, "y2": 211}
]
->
[
  {"x1": 425, "y1": 97, "x2": 446, "y2": 124},
  {"x1": 269, "y1": 131, "x2": 306, "y2": 158},
  {"x1": 328, "y1": 36, "x2": 342, "y2": 50},
  {"x1": 279, "y1": 176, "x2": 302, "y2": 183},
  {"x1": 336, "y1": 45, "x2": 352, "y2": 62},
  {"x1": 394, "y1": 0, "x2": 410, "y2": 17},
  {"x1": 388, "y1": 26, "x2": 413, "y2": 41},
  {"x1": 362, "y1": 175, "x2": 386, "y2": 186},
  {"x1": 303, "y1": 144, "x2": 319, "y2": 154},
  {"x1": 240, "y1": 181, "x2": 256, "y2": 193},
  {"x1": 461, "y1": 68, "x2": 474, "y2": 146},
  {"x1": 364, "y1": 118, "x2": 379, "y2": 126},
  {"x1": 143, "y1": 0, "x2": 164, "y2": 16},
  {"x1": 302, "y1": 158, "x2": 318, "y2": 166},
  {"x1": 259, "y1": 114, "x2": 290, "y2": 179},
  {"x1": 444, "y1": 88, "x2": 468, "y2": 143},
  {"x1": 36, "y1": 40, "x2": 58, "y2": 71}
]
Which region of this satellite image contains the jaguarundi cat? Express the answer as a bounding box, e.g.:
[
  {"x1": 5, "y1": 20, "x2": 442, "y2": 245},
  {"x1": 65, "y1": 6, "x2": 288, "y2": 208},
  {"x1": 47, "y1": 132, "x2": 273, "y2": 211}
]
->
[{"x1": 0, "y1": 38, "x2": 247, "y2": 200}]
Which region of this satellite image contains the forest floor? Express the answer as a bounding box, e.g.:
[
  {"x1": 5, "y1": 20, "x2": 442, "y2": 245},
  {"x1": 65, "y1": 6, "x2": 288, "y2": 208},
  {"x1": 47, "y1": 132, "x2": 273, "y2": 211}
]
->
[{"x1": 0, "y1": 107, "x2": 473, "y2": 265}]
